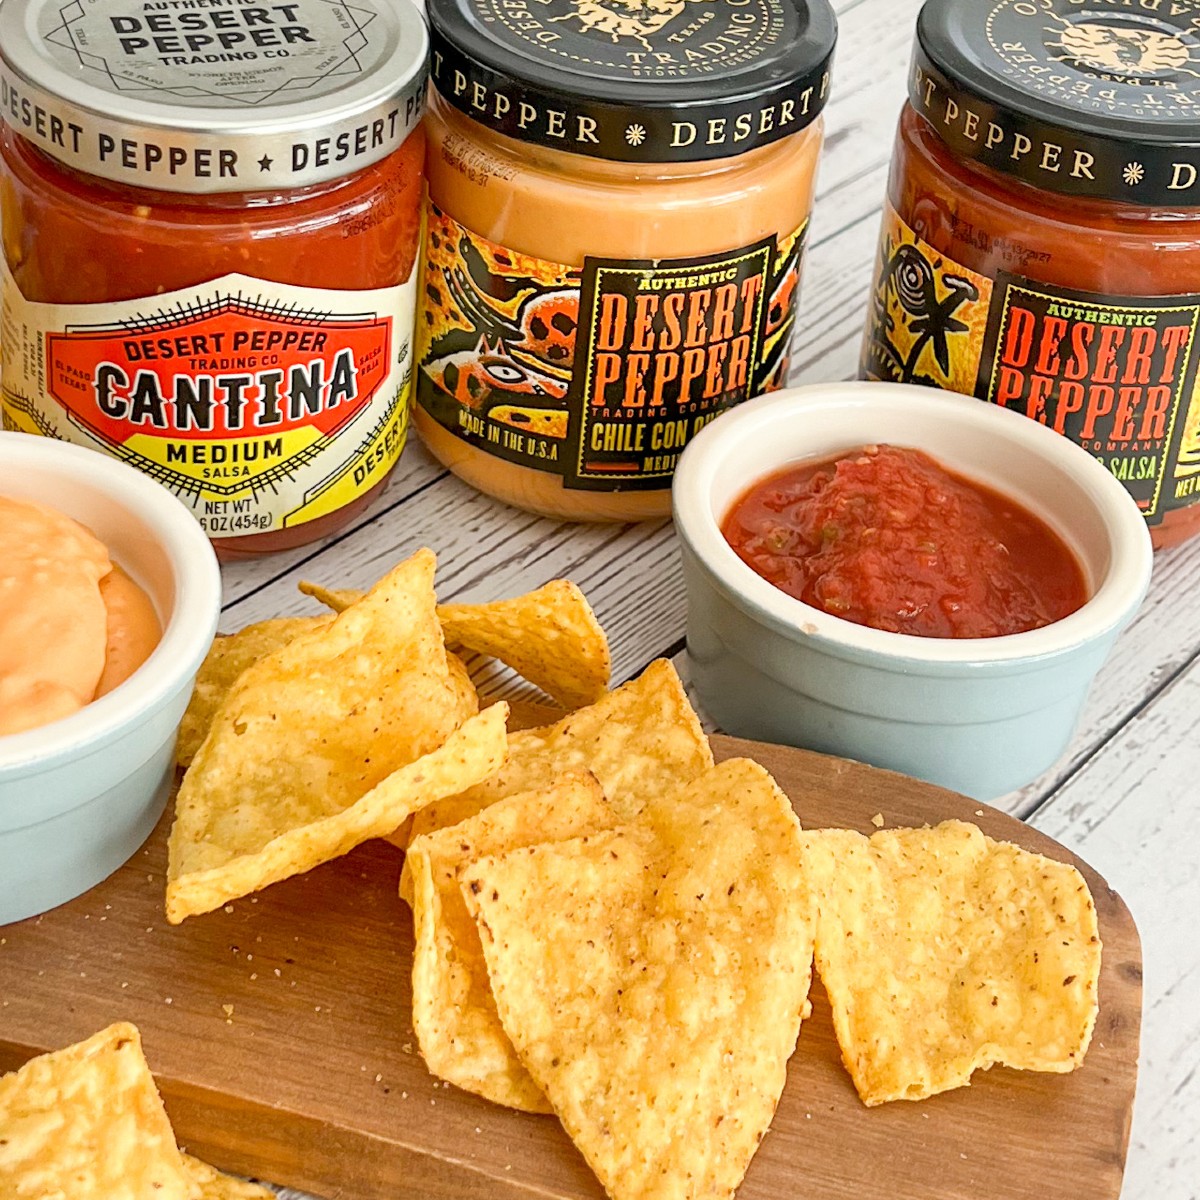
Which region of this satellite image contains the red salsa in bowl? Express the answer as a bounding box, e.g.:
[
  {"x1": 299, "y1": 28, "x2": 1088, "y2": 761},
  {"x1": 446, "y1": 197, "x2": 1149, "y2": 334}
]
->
[{"x1": 722, "y1": 444, "x2": 1087, "y2": 639}]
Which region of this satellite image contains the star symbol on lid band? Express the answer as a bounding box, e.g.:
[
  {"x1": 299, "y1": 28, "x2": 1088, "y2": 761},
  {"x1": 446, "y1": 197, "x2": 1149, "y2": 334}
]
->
[
  {"x1": 258, "y1": 155, "x2": 274, "y2": 172},
  {"x1": 625, "y1": 124, "x2": 646, "y2": 147},
  {"x1": 1123, "y1": 162, "x2": 1145, "y2": 186}
]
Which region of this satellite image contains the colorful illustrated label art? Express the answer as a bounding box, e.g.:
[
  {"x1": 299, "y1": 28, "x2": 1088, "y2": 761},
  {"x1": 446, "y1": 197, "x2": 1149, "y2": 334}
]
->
[
  {"x1": 1, "y1": 271, "x2": 415, "y2": 537},
  {"x1": 861, "y1": 202, "x2": 1200, "y2": 524},
  {"x1": 415, "y1": 204, "x2": 806, "y2": 490}
]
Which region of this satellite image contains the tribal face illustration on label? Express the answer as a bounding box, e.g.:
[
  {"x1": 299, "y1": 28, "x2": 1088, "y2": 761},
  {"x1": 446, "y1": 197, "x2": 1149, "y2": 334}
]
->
[{"x1": 864, "y1": 236, "x2": 984, "y2": 391}]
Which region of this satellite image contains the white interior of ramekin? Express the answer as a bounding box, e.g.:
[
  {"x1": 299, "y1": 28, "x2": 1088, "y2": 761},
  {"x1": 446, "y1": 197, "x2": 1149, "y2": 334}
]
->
[
  {"x1": 673, "y1": 382, "x2": 1154, "y2": 665},
  {"x1": 0, "y1": 432, "x2": 221, "y2": 771}
]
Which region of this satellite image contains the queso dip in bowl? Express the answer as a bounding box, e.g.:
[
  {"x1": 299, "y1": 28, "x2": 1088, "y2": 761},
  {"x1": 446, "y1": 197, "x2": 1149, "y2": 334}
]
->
[
  {"x1": 0, "y1": 433, "x2": 220, "y2": 924},
  {"x1": 672, "y1": 382, "x2": 1153, "y2": 800}
]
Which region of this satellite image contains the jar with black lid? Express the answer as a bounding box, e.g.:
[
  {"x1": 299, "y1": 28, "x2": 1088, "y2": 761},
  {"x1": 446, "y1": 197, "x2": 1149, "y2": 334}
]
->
[
  {"x1": 861, "y1": 0, "x2": 1200, "y2": 549},
  {"x1": 416, "y1": 0, "x2": 838, "y2": 522}
]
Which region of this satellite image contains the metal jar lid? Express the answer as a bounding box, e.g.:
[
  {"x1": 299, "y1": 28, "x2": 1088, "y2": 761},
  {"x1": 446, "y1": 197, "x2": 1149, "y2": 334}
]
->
[
  {"x1": 427, "y1": 0, "x2": 837, "y2": 164},
  {"x1": 0, "y1": 0, "x2": 429, "y2": 195},
  {"x1": 914, "y1": 0, "x2": 1200, "y2": 207}
]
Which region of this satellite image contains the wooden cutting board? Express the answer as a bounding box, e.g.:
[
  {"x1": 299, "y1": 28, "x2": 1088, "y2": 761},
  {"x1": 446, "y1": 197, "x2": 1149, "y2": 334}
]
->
[{"x1": 0, "y1": 735, "x2": 1140, "y2": 1200}]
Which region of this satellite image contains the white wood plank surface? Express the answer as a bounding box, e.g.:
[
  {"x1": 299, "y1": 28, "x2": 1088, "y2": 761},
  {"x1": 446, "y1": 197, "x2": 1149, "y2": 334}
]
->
[
  {"x1": 212, "y1": 0, "x2": 1197, "y2": 1193},
  {"x1": 1029, "y1": 665, "x2": 1200, "y2": 1200}
]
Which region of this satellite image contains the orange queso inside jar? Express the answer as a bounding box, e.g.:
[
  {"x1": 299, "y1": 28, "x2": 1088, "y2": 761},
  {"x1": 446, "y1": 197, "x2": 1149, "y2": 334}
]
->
[
  {"x1": 0, "y1": 0, "x2": 428, "y2": 557},
  {"x1": 861, "y1": 0, "x2": 1200, "y2": 550},
  {"x1": 415, "y1": 0, "x2": 837, "y2": 521}
]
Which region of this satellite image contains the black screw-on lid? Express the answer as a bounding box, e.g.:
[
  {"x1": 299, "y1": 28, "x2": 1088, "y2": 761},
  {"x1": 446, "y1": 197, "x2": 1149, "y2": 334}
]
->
[
  {"x1": 427, "y1": 0, "x2": 837, "y2": 164},
  {"x1": 913, "y1": 0, "x2": 1200, "y2": 206}
]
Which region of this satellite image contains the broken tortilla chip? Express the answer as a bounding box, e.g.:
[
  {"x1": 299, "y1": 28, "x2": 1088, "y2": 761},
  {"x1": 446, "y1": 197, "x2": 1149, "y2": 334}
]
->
[
  {"x1": 0, "y1": 1023, "x2": 190, "y2": 1200},
  {"x1": 298, "y1": 580, "x2": 361, "y2": 613},
  {"x1": 302, "y1": 578, "x2": 610, "y2": 709},
  {"x1": 437, "y1": 580, "x2": 610, "y2": 709},
  {"x1": 462, "y1": 758, "x2": 814, "y2": 1200},
  {"x1": 800, "y1": 820, "x2": 1102, "y2": 1106},
  {"x1": 408, "y1": 771, "x2": 616, "y2": 1112},
  {"x1": 181, "y1": 1155, "x2": 274, "y2": 1199},
  {"x1": 175, "y1": 616, "x2": 331, "y2": 768}
]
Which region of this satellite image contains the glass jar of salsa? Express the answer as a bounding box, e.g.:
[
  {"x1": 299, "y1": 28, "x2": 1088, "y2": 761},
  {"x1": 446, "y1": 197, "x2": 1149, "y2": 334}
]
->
[
  {"x1": 0, "y1": 0, "x2": 428, "y2": 557},
  {"x1": 414, "y1": 0, "x2": 837, "y2": 522},
  {"x1": 861, "y1": 0, "x2": 1200, "y2": 549}
]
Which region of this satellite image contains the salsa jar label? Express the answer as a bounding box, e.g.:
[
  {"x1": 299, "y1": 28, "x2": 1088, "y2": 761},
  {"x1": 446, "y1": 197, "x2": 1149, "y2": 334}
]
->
[
  {"x1": 1, "y1": 270, "x2": 414, "y2": 537},
  {"x1": 415, "y1": 204, "x2": 806, "y2": 490},
  {"x1": 861, "y1": 202, "x2": 1200, "y2": 525}
]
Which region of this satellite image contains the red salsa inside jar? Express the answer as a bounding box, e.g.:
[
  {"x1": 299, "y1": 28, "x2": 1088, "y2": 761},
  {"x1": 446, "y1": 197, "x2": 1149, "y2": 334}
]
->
[
  {"x1": 722, "y1": 445, "x2": 1087, "y2": 638},
  {"x1": 0, "y1": 0, "x2": 428, "y2": 558},
  {"x1": 860, "y1": 0, "x2": 1200, "y2": 551}
]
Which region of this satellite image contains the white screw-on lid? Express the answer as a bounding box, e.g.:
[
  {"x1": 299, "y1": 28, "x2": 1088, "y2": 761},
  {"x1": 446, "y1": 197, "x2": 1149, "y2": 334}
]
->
[{"x1": 0, "y1": 0, "x2": 429, "y2": 194}]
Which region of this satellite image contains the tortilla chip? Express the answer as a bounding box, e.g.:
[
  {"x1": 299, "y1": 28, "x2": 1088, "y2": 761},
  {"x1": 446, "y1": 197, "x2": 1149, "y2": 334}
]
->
[
  {"x1": 399, "y1": 658, "x2": 710, "y2": 902},
  {"x1": 181, "y1": 1155, "x2": 274, "y2": 1199},
  {"x1": 303, "y1": 579, "x2": 610, "y2": 709},
  {"x1": 176, "y1": 617, "x2": 330, "y2": 767},
  {"x1": 0, "y1": 1023, "x2": 190, "y2": 1199},
  {"x1": 409, "y1": 771, "x2": 615, "y2": 1112},
  {"x1": 181, "y1": 624, "x2": 480, "y2": 777},
  {"x1": 407, "y1": 658, "x2": 712, "y2": 850},
  {"x1": 437, "y1": 580, "x2": 610, "y2": 709},
  {"x1": 167, "y1": 551, "x2": 498, "y2": 922},
  {"x1": 462, "y1": 758, "x2": 814, "y2": 1200},
  {"x1": 445, "y1": 649, "x2": 479, "y2": 715},
  {"x1": 800, "y1": 820, "x2": 1102, "y2": 1106}
]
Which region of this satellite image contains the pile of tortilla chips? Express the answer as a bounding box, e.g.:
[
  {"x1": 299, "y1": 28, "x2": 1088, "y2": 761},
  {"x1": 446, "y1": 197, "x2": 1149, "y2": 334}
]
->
[
  {"x1": 389, "y1": 657, "x2": 1101, "y2": 1200},
  {"x1": 0, "y1": 1023, "x2": 272, "y2": 1199},
  {"x1": 155, "y1": 550, "x2": 1103, "y2": 1200},
  {"x1": 402, "y1": 661, "x2": 819, "y2": 1199},
  {"x1": 166, "y1": 549, "x2": 611, "y2": 924}
]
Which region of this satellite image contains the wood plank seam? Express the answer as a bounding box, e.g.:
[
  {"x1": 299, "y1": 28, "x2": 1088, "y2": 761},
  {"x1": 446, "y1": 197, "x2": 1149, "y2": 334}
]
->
[
  {"x1": 1016, "y1": 640, "x2": 1200, "y2": 823},
  {"x1": 220, "y1": 469, "x2": 451, "y2": 616},
  {"x1": 813, "y1": 154, "x2": 892, "y2": 205},
  {"x1": 807, "y1": 203, "x2": 884, "y2": 253},
  {"x1": 793, "y1": 324, "x2": 869, "y2": 378}
]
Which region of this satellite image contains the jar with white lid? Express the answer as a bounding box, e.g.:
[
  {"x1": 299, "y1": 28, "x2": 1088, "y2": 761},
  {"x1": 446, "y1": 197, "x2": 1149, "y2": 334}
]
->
[{"x1": 0, "y1": 0, "x2": 428, "y2": 557}]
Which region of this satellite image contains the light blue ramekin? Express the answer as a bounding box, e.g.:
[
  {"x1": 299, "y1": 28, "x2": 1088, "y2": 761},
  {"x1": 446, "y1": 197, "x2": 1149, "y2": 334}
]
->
[
  {"x1": 0, "y1": 433, "x2": 220, "y2": 925},
  {"x1": 673, "y1": 383, "x2": 1153, "y2": 800}
]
